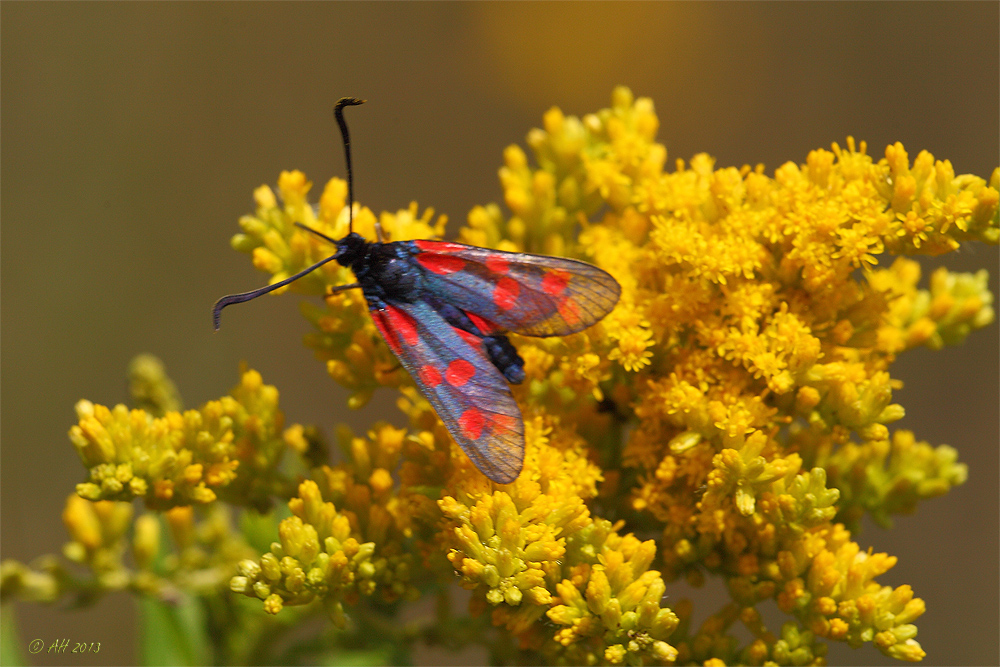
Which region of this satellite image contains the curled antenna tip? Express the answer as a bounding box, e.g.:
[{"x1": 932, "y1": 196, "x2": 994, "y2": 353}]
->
[
  {"x1": 335, "y1": 97, "x2": 366, "y2": 111},
  {"x1": 212, "y1": 297, "x2": 230, "y2": 332},
  {"x1": 211, "y1": 252, "x2": 345, "y2": 332}
]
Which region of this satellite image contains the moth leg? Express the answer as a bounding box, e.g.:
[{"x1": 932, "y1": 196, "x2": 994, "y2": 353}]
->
[{"x1": 375, "y1": 219, "x2": 386, "y2": 243}]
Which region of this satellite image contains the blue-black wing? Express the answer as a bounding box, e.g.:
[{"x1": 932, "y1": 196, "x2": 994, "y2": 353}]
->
[
  {"x1": 370, "y1": 299, "x2": 524, "y2": 484},
  {"x1": 410, "y1": 240, "x2": 621, "y2": 337}
]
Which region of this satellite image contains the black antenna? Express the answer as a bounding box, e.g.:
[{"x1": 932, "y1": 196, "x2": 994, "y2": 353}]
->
[
  {"x1": 335, "y1": 97, "x2": 365, "y2": 233},
  {"x1": 212, "y1": 254, "x2": 343, "y2": 330},
  {"x1": 212, "y1": 97, "x2": 365, "y2": 331}
]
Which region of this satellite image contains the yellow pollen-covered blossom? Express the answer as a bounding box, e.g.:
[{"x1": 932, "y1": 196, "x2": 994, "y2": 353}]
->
[
  {"x1": 127, "y1": 354, "x2": 182, "y2": 417},
  {"x1": 3, "y1": 489, "x2": 256, "y2": 610},
  {"x1": 7, "y1": 89, "x2": 995, "y2": 665},
  {"x1": 430, "y1": 413, "x2": 680, "y2": 663},
  {"x1": 61, "y1": 495, "x2": 133, "y2": 589},
  {"x1": 71, "y1": 367, "x2": 300, "y2": 511},
  {"x1": 210, "y1": 87, "x2": 995, "y2": 663},
  {"x1": 231, "y1": 474, "x2": 418, "y2": 624}
]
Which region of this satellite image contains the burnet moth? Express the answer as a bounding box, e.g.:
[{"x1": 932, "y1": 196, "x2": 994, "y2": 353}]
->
[{"x1": 214, "y1": 98, "x2": 621, "y2": 483}]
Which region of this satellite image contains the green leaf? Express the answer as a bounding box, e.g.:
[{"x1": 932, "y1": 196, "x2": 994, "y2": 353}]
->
[
  {"x1": 138, "y1": 594, "x2": 209, "y2": 666},
  {"x1": 320, "y1": 646, "x2": 394, "y2": 666},
  {"x1": 240, "y1": 507, "x2": 287, "y2": 556},
  {"x1": 1, "y1": 606, "x2": 26, "y2": 666}
]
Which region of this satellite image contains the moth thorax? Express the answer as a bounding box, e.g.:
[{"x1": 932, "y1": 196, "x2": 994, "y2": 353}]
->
[{"x1": 377, "y1": 257, "x2": 420, "y2": 300}]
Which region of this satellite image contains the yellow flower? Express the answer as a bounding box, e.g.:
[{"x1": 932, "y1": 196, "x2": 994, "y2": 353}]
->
[
  {"x1": 128, "y1": 354, "x2": 181, "y2": 416},
  {"x1": 231, "y1": 476, "x2": 417, "y2": 623},
  {"x1": 71, "y1": 366, "x2": 298, "y2": 510},
  {"x1": 15, "y1": 88, "x2": 992, "y2": 663}
]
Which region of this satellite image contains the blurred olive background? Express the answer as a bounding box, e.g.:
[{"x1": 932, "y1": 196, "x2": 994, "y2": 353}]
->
[{"x1": 2, "y1": 3, "x2": 997, "y2": 666}]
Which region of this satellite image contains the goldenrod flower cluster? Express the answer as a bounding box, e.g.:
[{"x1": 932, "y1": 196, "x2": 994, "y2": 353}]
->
[
  {"x1": 3, "y1": 88, "x2": 995, "y2": 665},
  {"x1": 232, "y1": 479, "x2": 374, "y2": 620},
  {"x1": 231, "y1": 455, "x2": 421, "y2": 624},
  {"x1": 1, "y1": 495, "x2": 138, "y2": 606},
  {"x1": 71, "y1": 368, "x2": 297, "y2": 511},
  {"x1": 1, "y1": 493, "x2": 256, "y2": 612},
  {"x1": 210, "y1": 87, "x2": 997, "y2": 663},
  {"x1": 435, "y1": 417, "x2": 680, "y2": 665}
]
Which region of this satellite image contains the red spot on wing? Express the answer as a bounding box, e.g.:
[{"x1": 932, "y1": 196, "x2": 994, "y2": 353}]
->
[
  {"x1": 419, "y1": 364, "x2": 442, "y2": 387},
  {"x1": 459, "y1": 408, "x2": 486, "y2": 440},
  {"x1": 372, "y1": 314, "x2": 400, "y2": 354},
  {"x1": 557, "y1": 298, "x2": 582, "y2": 327},
  {"x1": 383, "y1": 307, "x2": 419, "y2": 346},
  {"x1": 417, "y1": 253, "x2": 466, "y2": 275},
  {"x1": 414, "y1": 240, "x2": 465, "y2": 253},
  {"x1": 454, "y1": 327, "x2": 482, "y2": 349},
  {"x1": 491, "y1": 413, "x2": 517, "y2": 435},
  {"x1": 445, "y1": 359, "x2": 476, "y2": 386},
  {"x1": 493, "y1": 277, "x2": 520, "y2": 310},
  {"x1": 485, "y1": 256, "x2": 510, "y2": 274},
  {"x1": 466, "y1": 311, "x2": 498, "y2": 335},
  {"x1": 541, "y1": 270, "x2": 571, "y2": 296}
]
